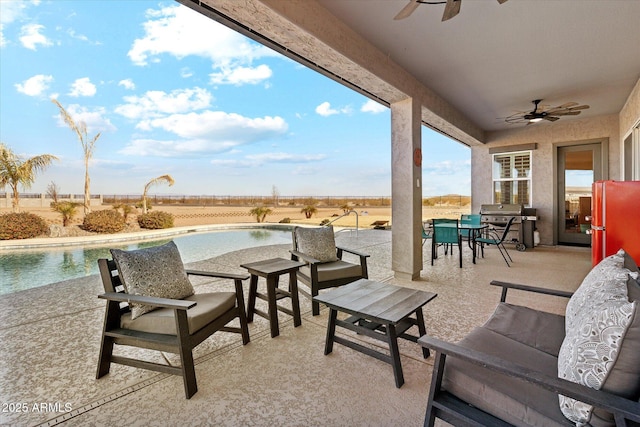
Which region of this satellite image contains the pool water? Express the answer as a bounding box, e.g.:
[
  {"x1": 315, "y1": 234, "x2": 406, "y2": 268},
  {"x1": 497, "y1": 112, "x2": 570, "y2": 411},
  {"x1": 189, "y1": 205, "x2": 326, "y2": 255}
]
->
[{"x1": 0, "y1": 229, "x2": 292, "y2": 295}]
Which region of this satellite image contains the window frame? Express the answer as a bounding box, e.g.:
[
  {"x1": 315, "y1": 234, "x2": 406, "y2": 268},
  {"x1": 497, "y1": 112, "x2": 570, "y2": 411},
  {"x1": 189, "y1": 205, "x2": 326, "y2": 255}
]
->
[{"x1": 491, "y1": 150, "x2": 532, "y2": 206}]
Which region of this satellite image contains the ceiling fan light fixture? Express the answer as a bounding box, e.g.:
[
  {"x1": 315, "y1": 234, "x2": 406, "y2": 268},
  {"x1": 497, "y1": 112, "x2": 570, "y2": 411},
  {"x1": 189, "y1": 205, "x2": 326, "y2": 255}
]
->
[{"x1": 529, "y1": 117, "x2": 544, "y2": 123}]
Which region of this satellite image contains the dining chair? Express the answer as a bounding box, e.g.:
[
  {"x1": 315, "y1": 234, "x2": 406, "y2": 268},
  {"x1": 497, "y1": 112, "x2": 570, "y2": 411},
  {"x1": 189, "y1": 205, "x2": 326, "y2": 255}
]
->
[
  {"x1": 460, "y1": 214, "x2": 482, "y2": 248},
  {"x1": 431, "y1": 218, "x2": 462, "y2": 268},
  {"x1": 421, "y1": 221, "x2": 433, "y2": 246}
]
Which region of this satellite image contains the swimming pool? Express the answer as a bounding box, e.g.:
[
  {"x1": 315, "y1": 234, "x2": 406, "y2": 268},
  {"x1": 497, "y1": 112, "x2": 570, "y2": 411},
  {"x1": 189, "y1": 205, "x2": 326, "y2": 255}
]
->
[{"x1": 0, "y1": 228, "x2": 292, "y2": 295}]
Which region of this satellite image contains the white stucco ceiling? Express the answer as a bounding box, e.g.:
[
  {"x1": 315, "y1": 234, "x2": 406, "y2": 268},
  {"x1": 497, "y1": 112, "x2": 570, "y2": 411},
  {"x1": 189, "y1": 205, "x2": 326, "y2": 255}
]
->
[{"x1": 317, "y1": 0, "x2": 640, "y2": 132}]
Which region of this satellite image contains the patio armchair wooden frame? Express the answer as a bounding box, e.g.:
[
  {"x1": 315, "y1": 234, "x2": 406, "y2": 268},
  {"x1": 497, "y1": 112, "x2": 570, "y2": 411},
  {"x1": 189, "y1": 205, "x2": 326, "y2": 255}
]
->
[{"x1": 96, "y1": 258, "x2": 250, "y2": 399}]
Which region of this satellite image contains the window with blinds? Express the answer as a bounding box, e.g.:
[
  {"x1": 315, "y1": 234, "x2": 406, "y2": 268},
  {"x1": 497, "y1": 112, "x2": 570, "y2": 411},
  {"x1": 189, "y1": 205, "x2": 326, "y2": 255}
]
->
[{"x1": 492, "y1": 151, "x2": 531, "y2": 205}]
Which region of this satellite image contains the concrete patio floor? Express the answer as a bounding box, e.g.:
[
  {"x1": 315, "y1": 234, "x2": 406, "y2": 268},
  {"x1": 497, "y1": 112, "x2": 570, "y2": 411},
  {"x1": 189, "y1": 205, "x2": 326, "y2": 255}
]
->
[{"x1": 0, "y1": 229, "x2": 592, "y2": 426}]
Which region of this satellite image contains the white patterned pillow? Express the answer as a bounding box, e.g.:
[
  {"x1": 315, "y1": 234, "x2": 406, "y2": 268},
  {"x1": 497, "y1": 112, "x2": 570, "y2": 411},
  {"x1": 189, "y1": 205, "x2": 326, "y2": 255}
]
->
[
  {"x1": 558, "y1": 295, "x2": 637, "y2": 424},
  {"x1": 294, "y1": 226, "x2": 338, "y2": 263},
  {"x1": 565, "y1": 250, "x2": 630, "y2": 332},
  {"x1": 111, "y1": 241, "x2": 194, "y2": 320}
]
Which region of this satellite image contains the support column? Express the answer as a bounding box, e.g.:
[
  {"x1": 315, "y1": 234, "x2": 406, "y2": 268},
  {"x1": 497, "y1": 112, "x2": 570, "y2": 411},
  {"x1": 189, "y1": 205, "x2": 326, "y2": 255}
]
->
[{"x1": 391, "y1": 97, "x2": 422, "y2": 280}]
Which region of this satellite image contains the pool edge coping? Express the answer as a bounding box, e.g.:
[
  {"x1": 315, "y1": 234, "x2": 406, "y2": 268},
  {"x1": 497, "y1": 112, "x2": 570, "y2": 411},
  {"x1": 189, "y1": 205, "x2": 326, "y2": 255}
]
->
[{"x1": 0, "y1": 223, "x2": 303, "y2": 250}]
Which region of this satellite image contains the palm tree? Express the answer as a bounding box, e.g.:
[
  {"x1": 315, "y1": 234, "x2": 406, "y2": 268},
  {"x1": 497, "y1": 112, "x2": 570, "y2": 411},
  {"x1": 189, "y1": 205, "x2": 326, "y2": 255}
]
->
[
  {"x1": 301, "y1": 204, "x2": 318, "y2": 219},
  {"x1": 51, "y1": 201, "x2": 80, "y2": 226},
  {"x1": 52, "y1": 99, "x2": 101, "y2": 215},
  {"x1": 0, "y1": 143, "x2": 58, "y2": 212},
  {"x1": 249, "y1": 206, "x2": 272, "y2": 223},
  {"x1": 142, "y1": 174, "x2": 175, "y2": 214}
]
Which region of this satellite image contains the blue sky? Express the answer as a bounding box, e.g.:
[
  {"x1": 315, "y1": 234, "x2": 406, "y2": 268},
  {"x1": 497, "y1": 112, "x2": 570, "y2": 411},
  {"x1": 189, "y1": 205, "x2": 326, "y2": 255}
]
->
[{"x1": 0, "y1": 0, "x2": 471, "y2": 197}]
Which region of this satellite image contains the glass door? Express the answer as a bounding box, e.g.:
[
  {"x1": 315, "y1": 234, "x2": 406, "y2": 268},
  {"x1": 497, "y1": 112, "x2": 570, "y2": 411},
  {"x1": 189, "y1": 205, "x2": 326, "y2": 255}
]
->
[{"x1": 557, "y1": 143, "x2": 602, "y2": 245}]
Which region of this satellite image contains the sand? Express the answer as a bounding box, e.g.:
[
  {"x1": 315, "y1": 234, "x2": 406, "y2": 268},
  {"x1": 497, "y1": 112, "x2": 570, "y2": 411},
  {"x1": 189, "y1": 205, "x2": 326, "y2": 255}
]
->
[{"x1": 4, "y1": 204, "x2": 471, "y2": 237}]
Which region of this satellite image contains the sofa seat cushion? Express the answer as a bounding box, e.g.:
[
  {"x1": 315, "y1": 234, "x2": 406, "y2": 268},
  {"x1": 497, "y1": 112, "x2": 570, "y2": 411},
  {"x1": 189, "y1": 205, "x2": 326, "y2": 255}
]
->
[
  {"x1": 121, "y1": 292, "x2": 237, "y2": 335},
  {"x1": 483, "y1": 303, "x2": 565, "y2": 357},
  {"x1": 443, "y1": 327, "x2": 572, "y2": 427},
  {"x1": 298, "y1": 261, "x2": 362, "y2": 283}
]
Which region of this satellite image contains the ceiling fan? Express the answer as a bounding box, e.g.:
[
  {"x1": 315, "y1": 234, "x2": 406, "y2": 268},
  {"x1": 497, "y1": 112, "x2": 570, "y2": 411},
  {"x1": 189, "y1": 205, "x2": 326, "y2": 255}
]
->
[
  {"x1": 394, "y1": 0, "x2": 508, "y2": 22},
  {"x1": 504, "y1": 100, "x2": 590, "y2": 125}
]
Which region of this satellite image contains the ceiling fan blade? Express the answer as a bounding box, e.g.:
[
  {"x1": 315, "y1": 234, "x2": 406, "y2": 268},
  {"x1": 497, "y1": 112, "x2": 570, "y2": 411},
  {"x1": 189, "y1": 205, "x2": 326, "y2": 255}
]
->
[
  {"x1": 497, "y1": 0, "x2": 509, "y2": 4},
  {"x1": 394, "y1": 0, "x2": 420, "y2": 20},
  {"x1": 568, "y1": 104, "x2": 590, "y2": 111},
  {"x1": 552, "y1": 111, "x2": 582, "y2": 116},
  {"x1": 442, "y1": 0, "x2": 461, "y2": 21},
  {"x1": 544, "y1": 116, "x2": 560, "y2": 122},
  {"x1": 556, "y1": 102, "x2": 578, "y2": 109}
]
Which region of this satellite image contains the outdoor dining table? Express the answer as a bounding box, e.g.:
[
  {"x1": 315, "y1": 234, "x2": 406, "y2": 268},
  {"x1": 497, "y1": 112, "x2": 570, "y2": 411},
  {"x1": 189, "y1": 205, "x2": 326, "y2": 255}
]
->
[{"x1": 427, "y1": 221, "x2": 488, "y2": 264}]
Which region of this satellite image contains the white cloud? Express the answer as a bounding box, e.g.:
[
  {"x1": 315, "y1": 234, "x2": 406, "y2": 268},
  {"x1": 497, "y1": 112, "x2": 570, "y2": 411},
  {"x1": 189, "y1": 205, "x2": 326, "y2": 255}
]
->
[
  {"x1": 361, "y1": 99, "x2": 387, "y2": 114},
  {"x1": 54, "y1": 104, "x2": 116, "y2": 134},
  {"x1": 210, "y1": 64, "x2": 272, "y2": 86},
  {"x1": 315, "y1": 102, "x2": 352, "y2": 117},
  {"x1": 120, "y1": 111, "x2": 288, "y2": 157},
  {"x1": 19, "y1": 23, "x2": 52, "y2": 50},
  {"x1": 245, "y1": 152, "x2": 326, "y2": 163},
  {"x1": 115, "y1": 87, "x2": 212, "y2": 120},
  {"x1": 315, "y1": 102, "x2": 338, "y2": 117},
  {"x1": 128, "y1": 5, "x2": 275, "y2": 66},
  {"x1": 15, "y1": 74, "x2": 53, "y2": 96},
  {"x1": 210, "y1": 152, "x2": 325, "y2": 168},
  {"x1": 180, "y1": 67, "x2": 193, "y2": 78},
  {"x1": 118, "y1": 79, "x2": 136, "y2": 90},
  {"x1": 68, "y1": 77, "x2": 97, "y2": 97}
]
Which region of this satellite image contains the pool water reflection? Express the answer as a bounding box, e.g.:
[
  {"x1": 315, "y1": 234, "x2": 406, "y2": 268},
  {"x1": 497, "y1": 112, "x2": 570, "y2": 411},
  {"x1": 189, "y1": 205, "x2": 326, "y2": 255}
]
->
[{"x1": 0, "y1": 229, "x2": 291, "y2": 295}]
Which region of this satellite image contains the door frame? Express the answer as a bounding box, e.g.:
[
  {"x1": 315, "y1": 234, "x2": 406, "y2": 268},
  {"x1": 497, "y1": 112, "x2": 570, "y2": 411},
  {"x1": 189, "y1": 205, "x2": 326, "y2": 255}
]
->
[{"x1": 552, "y1": 139, "x2": 608, "y2": 245}]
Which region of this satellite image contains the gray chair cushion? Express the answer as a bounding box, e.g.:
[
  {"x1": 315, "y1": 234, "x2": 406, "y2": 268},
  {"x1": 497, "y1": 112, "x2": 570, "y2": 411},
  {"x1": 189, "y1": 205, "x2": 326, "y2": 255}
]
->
[
  {"x1": 482, "y1": 302, "x2": 565, "y2": 357},
  {"x1": 121, "y1": 292, "x2": 236, "y2": 335},
  {"x1": 299, "y1": 260, "x2": 362, "y2": 282},
  {"x1": 443, "y1": 327, "x2": 571, "y2": 427},
  {"x1": 111, "y1": 241, "x2": 195, "y2": 320}
]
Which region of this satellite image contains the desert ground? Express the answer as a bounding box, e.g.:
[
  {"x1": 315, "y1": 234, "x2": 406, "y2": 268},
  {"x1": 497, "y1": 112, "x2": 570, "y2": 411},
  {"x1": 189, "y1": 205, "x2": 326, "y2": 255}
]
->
[{"x1": 7, "y1": 203, "x2": 471, "y2": 237}]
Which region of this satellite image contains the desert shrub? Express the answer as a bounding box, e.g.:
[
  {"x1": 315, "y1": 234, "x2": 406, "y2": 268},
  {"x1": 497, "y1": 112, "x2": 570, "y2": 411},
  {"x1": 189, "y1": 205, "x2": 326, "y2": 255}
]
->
[
  {"x1": 0, "y1": 212, "x2": 49, "y2": 240},
  {"x1": 279, "y1": 217, "x2": 291, "y2": 223},
  {"x1": 137, "y1": 211, "x2": 174, "y2": 229},
  {"x1": 83, "y1": 210, "x2": 125, "y2": 233}
]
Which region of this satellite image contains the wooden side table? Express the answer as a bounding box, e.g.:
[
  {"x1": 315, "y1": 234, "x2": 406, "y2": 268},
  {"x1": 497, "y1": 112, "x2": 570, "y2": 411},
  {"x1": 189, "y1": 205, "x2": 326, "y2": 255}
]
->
[{"x1": 241, "y1": 258, "x2": 305, "y2": 338}]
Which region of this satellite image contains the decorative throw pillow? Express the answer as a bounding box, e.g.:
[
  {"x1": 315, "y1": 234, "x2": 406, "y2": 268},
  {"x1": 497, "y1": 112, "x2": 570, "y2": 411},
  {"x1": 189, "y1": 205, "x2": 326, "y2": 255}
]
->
[
  {"x1": 294, "y1": 226, "x2": 338, "y2": 263},
  {"x1": 558, "y1": 295, "x2": 637, "y2": 424},
  {"x1": 111, "y1": 241, "x2": 194, "y2": 320},
  {"x1": 565, "y1": 250, "x2": 630, "y2": 332}
]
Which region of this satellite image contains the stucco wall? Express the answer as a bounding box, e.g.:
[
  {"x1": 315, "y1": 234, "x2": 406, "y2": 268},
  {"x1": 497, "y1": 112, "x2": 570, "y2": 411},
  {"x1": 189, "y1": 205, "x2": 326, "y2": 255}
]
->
[
  {"x1": 472, "y1": 114, "x2": 620, "y2": 246},
  {"x1": 620, "y1": 78, "x2": 640, "y2": 138}
]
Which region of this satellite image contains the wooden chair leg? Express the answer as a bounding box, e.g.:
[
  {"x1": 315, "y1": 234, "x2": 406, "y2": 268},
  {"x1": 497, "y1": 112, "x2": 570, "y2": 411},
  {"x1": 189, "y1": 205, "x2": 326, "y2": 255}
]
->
[
  {"x1": 96, "y1": 335, "x2": 114, "y2": 379},
  {"x1": 175, "y1": 310, "x2": 197, "y2": 399}
]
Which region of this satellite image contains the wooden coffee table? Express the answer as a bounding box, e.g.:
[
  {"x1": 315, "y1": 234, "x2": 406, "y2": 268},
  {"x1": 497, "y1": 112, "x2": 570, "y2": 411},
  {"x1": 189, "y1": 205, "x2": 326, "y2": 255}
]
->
[{"x1": 314, "y1": 279, "x2": 437, "y2": 388}]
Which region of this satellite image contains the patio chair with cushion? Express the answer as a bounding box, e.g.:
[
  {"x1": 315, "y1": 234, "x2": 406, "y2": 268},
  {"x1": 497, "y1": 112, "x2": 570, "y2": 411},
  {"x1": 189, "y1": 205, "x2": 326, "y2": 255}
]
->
[
  {"x1": 290, "y1": 226, "x2": 369, "y2": 315},
  {"x1": 431, "y1": 218, "x2": 462, "y2": 268},
  {"x1": 96, "y1": 241, "x2": 250, "y2": 399}
]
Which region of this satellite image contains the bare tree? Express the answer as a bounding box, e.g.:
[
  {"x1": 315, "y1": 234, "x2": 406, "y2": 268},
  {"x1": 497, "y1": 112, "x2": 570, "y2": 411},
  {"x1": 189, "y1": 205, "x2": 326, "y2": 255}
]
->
[
  {"x1": 142, "y1": 174, "x2": 175, "y2": 214},
  {"x1": 46, "y1": 181, "x2": 60, "y2": 204},
  {"x1": 52, "y1": 99, "x2": 101, "y2": 215}
]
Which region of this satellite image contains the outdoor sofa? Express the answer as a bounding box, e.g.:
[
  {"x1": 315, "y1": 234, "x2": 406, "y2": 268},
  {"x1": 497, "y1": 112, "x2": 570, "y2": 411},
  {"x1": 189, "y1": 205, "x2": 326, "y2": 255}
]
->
[{"x1": 419, "y1": 249, "x2": 640, "y2": 426}]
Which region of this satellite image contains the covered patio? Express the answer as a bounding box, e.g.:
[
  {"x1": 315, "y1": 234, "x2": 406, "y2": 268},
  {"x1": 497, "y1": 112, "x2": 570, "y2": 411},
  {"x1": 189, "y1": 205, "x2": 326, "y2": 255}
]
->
[
  {"x1": 177, "y1": 0, "x2": 640, "y2": 280},
  {"x1": 0, "y1": 230, "x2": 592, "y2": 426}
]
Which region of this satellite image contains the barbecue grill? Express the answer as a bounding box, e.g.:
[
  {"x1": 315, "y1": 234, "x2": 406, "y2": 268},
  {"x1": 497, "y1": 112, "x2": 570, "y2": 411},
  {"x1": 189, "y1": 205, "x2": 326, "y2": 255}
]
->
[{"x1": 479, "y1": 204, "x2": 538, "y2": 251}]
